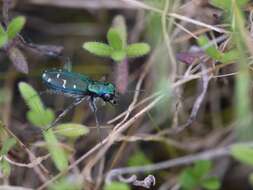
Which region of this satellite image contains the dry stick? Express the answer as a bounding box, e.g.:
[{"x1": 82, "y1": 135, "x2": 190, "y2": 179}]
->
[
  {"x1": 106, "y1": 145, "x2": 232, "y2": 183},
  {"x1": 3, "y1": 0, "x2": 11, "y2": 23},
  {"x1": 107, "y1": 92, "x2": 159, "y2": 124},
  {"x1": 116, "y1": 135, "x2": 194, "y2": 151},
  {"x1": 172, "y1": 64, "x2": 211, "y2": 134},
  {"x1": 120, "y1": 0, "x2": 227, "y2": 34},
  {"x1": 26, "y1": 0, "x2": 136, "y2": 9},
  {"x1": 0, "y1": 186, "x2": 33, "y2": 190},
  {"x1": 107, "y1": 128, "x2": 236, "y2": 185},
  {"x1": 2, "y1": 125, "x2": 49, "y2": 183},
  {"x1": 2, "y1": 70, "x2": 15, "y2": 130},
  {"x1": 4, "y1": 154, "x2": 50, "y2": 168},
  {"x1": 172, "y1": 21, "x2": 198, "y2": 40}
]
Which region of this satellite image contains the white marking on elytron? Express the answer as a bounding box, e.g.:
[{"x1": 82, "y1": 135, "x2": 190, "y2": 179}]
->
[
  {"x1": 42, "y1": 73, "x2": 46, "y2": 78},
  {"x1": 47, "y1": 78, "x2": 51, "y2": 82},
  {"x1": 57, "y1": 73, "x2": 60, "y2": 78},
  {"x1": 62, "y1": 79, "x2": 66, "y2": 88},
  {"x1": 73, "y1": 84, "x2": 77, "y2": 89}
]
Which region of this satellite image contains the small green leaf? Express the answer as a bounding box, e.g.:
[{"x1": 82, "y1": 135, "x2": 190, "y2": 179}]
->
[
  {"x1": 7, "y1": 16, "x2": 26, "y2": 40},
  {"x1": 54, "y1": 123, "x2": 89, "y2": 138},
  {"x1": 192, "y1": 160, "x2": 212, "y2": 179},
  {"x1": 0, "y1": 25, "x2": 7, "y2": 48},
  {"x1": 230, "y1": 144, "x2": 253, "y2": 166},
  {"x1": 43, "y1": 129, "x2": 68, "y2": 171},
  {"x1": 0, "y1": 138, "x2": 16, "y2": 156},
  {"x1": 27, "y1": 109, "x2": 55, "y2": 128},
  {"x1": 111, "y1": 50, "x2": 126, "y2": 62},
  {"x1": 107, "y1": 28, "x2": 124, "y2": 50},
  {"x1": 18, "y1": 82, "x2": 44, "y2": 113},
  {"x1": 201, "y1": 177, "x2": 221, "y2": 190},
  {"x1": 126, "y1": 43, "x2": 151, "y2": 58},
  {"x1": 83, "y1": 42, "x2": 112, "y2": 57},
  {"x1": 237, "y1": 0, "x2": 250, "y2": 7},
  {"x1": 112, "y1": 15, "x2": 127, "y2": 47},
  {"x1": 210, "y1": 0, "x2": 231, "y2": 10},
  {"x1": 179, "y1": 168, "x2": 198, "y2": 190},
  {"x1": 1, "y1": 159, "x2": 11, "y2": 177},
  {"x1": 221, "y1": 49, "x2": 240, "y2": 64},
  {"x1": 104, "y1": 182, "x2": 130, "y2": 190},
  {"x1": 197, "y1": 36, "x2": 223, "y2": 61},
  {"x1": 211, "y1": 0, "x2": 249, "y2": 10},
  {"x1": 0, "y1": 25, "x2": 6, "y2": 35},
  {"x1": 49, "y1": 177, "x2": 82, "y2": 190},
  {"x1": 128, "y1": 151, "x2": 152, "y2": 167}
]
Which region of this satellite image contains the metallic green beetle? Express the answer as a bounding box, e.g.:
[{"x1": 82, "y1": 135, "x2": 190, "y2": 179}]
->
[{"x1": 42, "y1": 68, "x2": 117, "y2": 129}]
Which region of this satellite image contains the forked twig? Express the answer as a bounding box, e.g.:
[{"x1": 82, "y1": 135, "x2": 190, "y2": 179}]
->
[{"x1": 172, "y1": 63, "x2": 211, "y2": 133}]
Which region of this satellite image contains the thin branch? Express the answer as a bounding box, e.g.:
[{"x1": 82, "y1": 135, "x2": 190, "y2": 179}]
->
[
  {"x1": 3, "y1": 0, "x2": 12, "y2": 23},
  {"x1": 106, "y1": 145, "x2": 231, "y2": 183},
  {"x1": 2, "y1": 124, "x2": 49, "y2": 182},
  {"x1": 0, "y1": 186, "x2": 33, "y2": 190},
  {"x1": 120, "y1": 0, "x2": 227, "y2": 33},
  {"x1": 4, "y1": 154, "x2": 49, "y2": 168},
  {"x1": 172, "y1": 63, "x2": 211, "y2": 133},
  {"x1": 25, "y1": 0, "x2": 135, "y2": 9},
  {"x1": 118, "y1": 174, "x2": 156, "y2": 189}
]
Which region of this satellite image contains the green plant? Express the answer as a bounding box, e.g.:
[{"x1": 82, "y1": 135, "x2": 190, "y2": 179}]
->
[
  {"x1": 210, "y1": 0, "x2": 249, "y2": 11},
  {"x1": 104, "y1": 182, "x2": 130, "y2": 190},
  {"x1": 0, "y1": 137, "x2": 16, "y2": 177},
  {"x1": 202, "y1": 0, "x2": 252, "y2": 141},
  {"x1": 0, "y1": 16, "x2": 26, "y2": 48},
  {"x1": 49, "y1": 177, "x2": 83, "y2": 190},
  {"x1": 230, "y1": 144, "x2": 253, "y2": 188},
  {"x1": 127, "y1": 151, "x2": 152, "y2": 167},
  {"x1": 83, "y1": 27, "x2": 150, "y2": 62},
  {"x1": 179, "y1": 160, "x2": 221, "y2": 190},
  {"x1": 83, "y1": 15, "x2": 151, "y2": 94},
  {"x1": 18, "y1": 82, "x2": 89, "y2": 171},
  {"x1": 0, "y1": 16, "x2": 29, "y2": 73},
  {"x1": 231, "y1": 144, "x2": 253, "y2": 166},
  {"x1": 197, "y1": 35, "x2": 240, "y2": 64}
]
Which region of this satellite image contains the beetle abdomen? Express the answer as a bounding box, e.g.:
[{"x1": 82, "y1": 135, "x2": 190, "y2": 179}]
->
[{"x1": 42, "y1": 69, "x2": 90, "y2": 96}]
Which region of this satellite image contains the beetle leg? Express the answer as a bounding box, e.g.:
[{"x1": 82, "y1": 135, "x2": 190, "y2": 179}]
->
[
  {"x1": 89, "y1": 96, "x2": 103, "y2": 142},
  {"x1": 89, "y1": 96, "x2": 98, "y2": 113},
  {"x1": 45, "y1": 96, "x2": 86, "y2": 130}
]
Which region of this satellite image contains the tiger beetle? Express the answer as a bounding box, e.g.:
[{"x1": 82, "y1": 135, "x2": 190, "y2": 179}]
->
[{"x1": 41, "y1": 68, "x2": 117, "y2": 136}]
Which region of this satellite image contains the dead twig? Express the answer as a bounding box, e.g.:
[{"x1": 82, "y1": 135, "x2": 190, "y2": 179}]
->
[
  {"x1": 3, "y1": 154, "x2": 49, "y2": 168},
  {"x1": 172, "y1": 63, "x2": 211, "y2": 133},
  {"x1": 105, "y1": 144, "x2": 231, "y2": 183}
]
